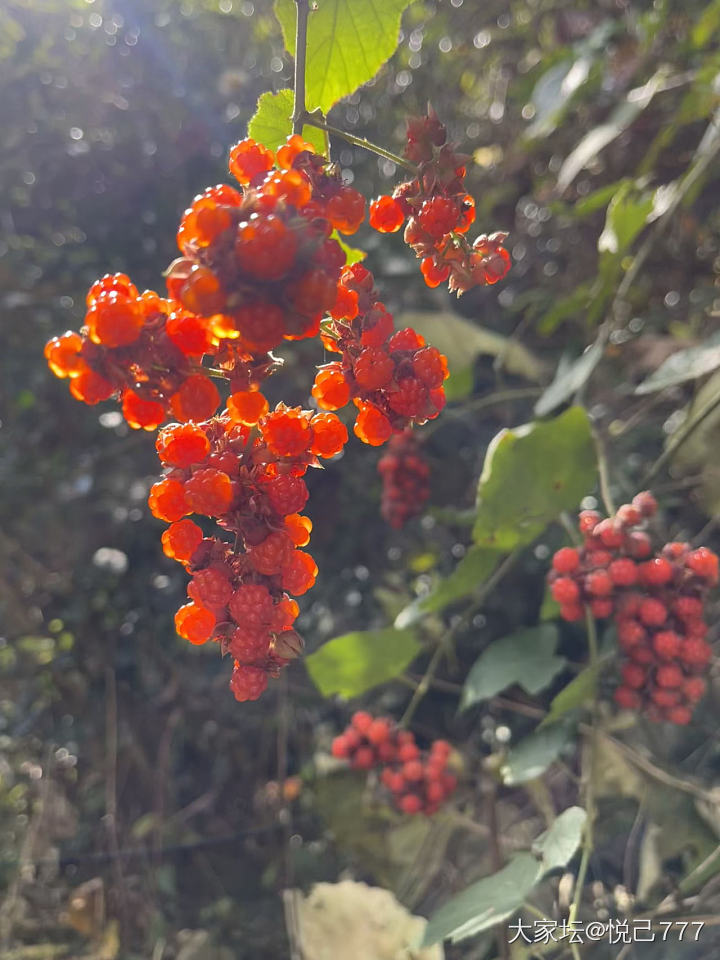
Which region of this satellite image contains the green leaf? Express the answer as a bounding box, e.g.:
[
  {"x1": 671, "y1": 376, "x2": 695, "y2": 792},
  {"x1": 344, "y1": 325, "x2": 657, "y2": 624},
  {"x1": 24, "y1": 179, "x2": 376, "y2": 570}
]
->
[
  {"x1": 275, "y1": 0, "x2": 412, "y2": 114},
  {"x1": 532, "y1": 806, "x2": 587, "y2": 872},
  {"x1": 597, "y1": 181, "x2": 654, "y2": 256},
  {"x1": 460, "y1": 625, "x2": 566, "y2": 710},
  {"x1": 692, "y1": 0, "x2": 720, "y2": 48},
  {"x1": 635, "y1": 331, "x2": 720, "y2": 394},
  {"x1": 421, "y1": 853, "x2": 543, "y2": 946},
  {"x1": 305, "y1": 627, "x2": 420, "y2": 698},
  {"x1": 534, "y1": 343, "x2": 604, "y2": 417},
  {"x1": 399, "y1": 547, "x2": 500, "y2": 628},
  {"x1": 542, "y1": 662, "x2": 601, "y2": 726},
  {"x1": 247, "y1": 89, "x2": 326, "y2": 155},
  {"x1": 400, "y1": 311, "x2": 546, "y2": 402},
  {"x1": 472, "y1": 407, "x2": 596, "y2": 550},
  {"x1": 501, "y1": 721, "x2": 574, "y2": 785},
  {"x1": 332, "y1": 230, "x2": 366, "y2": 266},
  {"x1": 539, "y1": 586, "x2": 560, "y2": 622}
]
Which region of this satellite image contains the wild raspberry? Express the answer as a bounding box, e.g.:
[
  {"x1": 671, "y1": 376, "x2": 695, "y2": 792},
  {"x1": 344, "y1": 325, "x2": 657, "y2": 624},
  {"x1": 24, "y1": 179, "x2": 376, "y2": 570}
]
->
[
  {"x1": 184, "y1": 468, "x2": 234, "y2": 516},
  {"x1": 228, "y1": 625, "x2": 271, "y2": 663},
  {"x1": 652, "y1": 630, "x2": 682, "y2": 660},
  {"x1": 651, "y1": 688, "x2": 680, "y2": 708},
  {"x1": 169, "y1": 375, "x2": 221, "y2": 423},
  {"x1": 621, "y1": 663, "x2": 646, "y2": 689},
  {"x1": 586, "y1": 550, "x2": 613, "y2": 568},
  {"x1": 281, "y1": 550, "x2": 318, "y2": 595},
  {"x1": 329, "y1": 284, "x2": 359, "y2": 321},
  {"x1": 680, "y1": 638, "x2": 712, "y2": 669},
  {"x1": 366, "y1": 718, "x2": 392, "y2": 745},
  {"x1": 354, "y1": 402, "x2": 393, "y2": 446},
  {"x1": 615, "y1": 686, "x2": 641, "y2": 710},
  {"x1": 388, "y1": 377, "x2": 428, "y2": 418},
  {"x1": 399, "y1": 794, "x2": 423, "y2": 815},
  {"x1": 166, "y1": 311, "x2": 213, "y2": 356},
  {"x1": 638, "y1": 598, "x2": 668, "y2": 627},
  {"x1": 86, "y1": 293, "x2": 144, "y2": 348},
  {"x1": 617, "y1": 619, "x2": 646, "y2": 649},
  {"x1": 351, "y1": 711, "x2": 373, "y2": 734},
  {"x1": 412, "y1": 347, "x2": 448, "y2": 389},
  {"x1": 593, "y1": 519, "x2": 624, "y2": 548},
  {"x1": 353, "y1": 347, "x2": 395, "y2": 390},
  {"x1": 418, "y1": 196, "x2": 459, "y2": 239},
  {"x1": 388, "y1": 328, "x2": 425, "y2": 352},
  {"x1": 626, "y1": 531, "x2": 652, "y2": 559},
  {"x1": 327, "y1": 187, "x2": 366, "y2": 235},
  {"x1": 157, "y1": 423, "x2": 211, "y2": 468},
  {"x1": 552, "y1": 548, "x2": 580, "y2": 574},
  {"x1": 590, "y1": 599, "x2": 613, "y2": 619},
  {"x1": 310, "y1": 413, "x2": 348, "y2": 459},
  {"x1": 249, "y1": 531, "x2": 295, "y2": 576},
  {"x1": 122, "y1": 390, "x2": 166, "y2": 430},
  {"x1": 685, "y1": 619, "x2": 708, "y2": 639},
  {"x1": 353, "y1": 747, "x2": 377, "y2": 770},
  {"x1": 230, "y1": 662, "x2": 269, "y2": 702},
  {"x1": 175, "y1": 601, "x2": 215, "y2": 645},
  {"x1": 559, "y1": 603, "x2": 584, "y2": 622},
  {"x1": 656, "y1": 664, "x2": 684, "y2": 688},
  {"x1": 382, "y1": 770, "x2": 406, "y2": 793},
  {"x1": 190, "y1": 567, "x2": 233, "y2": 607},
  {"x1": 312, "y1": 365, "x2": 351, "y2": 411},
  {"x1": 44, "y1": 331, "x2": 85, "y2": 378},
  {"x1": 686, "y1": 547, "x2": 719, "y2": 584},
  {"x1": 578, "y1": 510, "x2": 601, "y2": 535},
  {"x1": 586, "y1": 571, "x2": 613, "y2": 597},
  {"x1": 672, "y1": 596, "x2": 704, "y2": 621},
  {"x1": 69, "y1": 368, "x2": 115, "y2": 404},
  {"x1": 369, "y1": 195, "x2": 405, "y2": 233},
  {"x1": 683, "y1": 676, "x2": 706, "y2": 702},
  {"x1": 264, "y1": 475, "x2": 309, "y2": 516},
  {"x1": 174, "y1": 263, "x2": 226, "y2": 315},
  {"x1": 227, "y1": 391, "x2": 269, "y2": 426},
  {"x1": 263, "y1": 168, "x2": 312, "y2": 207},
  {"x1": 360, "y1": 306, "x2": 394, "y2": 347},
  {"x1": 420, "y1": 258, "x2": 451, "y2": 288},
  {"x1": 667, "y1": 706, "x2": 692, "y2": 725},
  {"x1": 262, "y1": 408, "x2": 313, "y2": 457},
  {"x1": 608, "y1": 558, "x2": 638, "y2": 586},
  {"x1": 149, "y1": 478, "x2": 189, "y2": 522},
  {"x1": 639, "y1": 557, "x2": 673, "y2": 586},
  {"x1": 162, "y1": 519, "x2": 203, "y2": 563},
  {"x1": 284, "y1": 513, "x2": 312, "y2": 547},
  {"x1": 615, "y1": 504, "x2": 641, "y2": 527},
  {"x1": 228, "y1": 583, "x2": 275, "y2": 628},
  {"x1": 629, "y1": 644, "x2": 654, "y2": 665},
  {"x1": 87, "y1": 272, "x2": 139, "y2": 305},
  {"x1": 331, "y1": 734, "x2": 351, "y2": 759},
  {"x1": 551, "y1": 577, "x2": 580, "y2": 605},
  {"x1": 632, "y1": 491, "x2": 658, "y2": 517},
  {"x1": 236, "y1": 215, "x2": 298, "y2": 281},
  {"x1": 289, "y1": 267, "x2": 338, "y2": 315},
  {"x1": 228, "y1": 138, "x2": 275, "y2": 185}
]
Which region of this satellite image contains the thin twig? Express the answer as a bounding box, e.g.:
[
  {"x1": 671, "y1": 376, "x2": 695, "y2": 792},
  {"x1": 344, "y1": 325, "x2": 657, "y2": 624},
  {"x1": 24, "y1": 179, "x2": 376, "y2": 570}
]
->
[
  {"x1": 593, "y1": 428, "x2": 616, "y2": 515},
  {"x1": 642, "y1": 387, "x2": 720, "y2": 486},
  {"x1": 291, "y1": 1, "x2": 309, "y2": 134},
  {"x1": 301, "y1": 115, "x2": 417, "y2": 172}
]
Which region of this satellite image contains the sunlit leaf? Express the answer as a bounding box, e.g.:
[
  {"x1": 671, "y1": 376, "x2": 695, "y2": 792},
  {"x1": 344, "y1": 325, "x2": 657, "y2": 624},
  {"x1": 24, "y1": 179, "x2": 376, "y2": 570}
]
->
[
  {"x1": 247, "y1": 89, "x2": 326, "y2": 154},
  {"x1": 305, "y1": 627, "x2": 420, "y2": 697}
]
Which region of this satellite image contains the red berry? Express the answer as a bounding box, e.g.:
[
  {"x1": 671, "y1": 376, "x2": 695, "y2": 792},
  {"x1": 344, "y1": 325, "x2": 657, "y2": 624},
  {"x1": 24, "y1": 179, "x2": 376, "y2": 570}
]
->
[
  {"x1": 626, "y1": 531, "x2": 652, "y2": 559},
  {"x1": 667, "y1": 706, "x2": 692, "y2": 725},
  {"x1": 639, "y1": 557, "x2": 673, "y2": 586},
  {"x1": 638, "y1": 598, "x2": 668, "y2": 627},
  {"x1": 552, "y1": 547, "x2": 580, "y2": 574},
  {"x1": 680, "y1": 638, "x2": 712, "y2": 669},
  {"x1": 417, "y1": 196, "x2": 459, "y2": 239},
  {"x1": 614, "y1": 686, "x2": 641, "y2": 710},
  {"x1": 617, "y1": 618, "x2": 646, "y2": 649},
  {"x1": 621, "y1": 663, "x2": 646, "y2": 689},
  {"x1": 652, "y1": 630, "x2": 682, "y2": 660},
  {"x1": 560, "y1": 603, "x2": 584, "y2": 622},
  {"x1": 632, "y1": 491, "x2": 658, "y2": 517},
  {"x1": 585, "y1": 571, "x2": 613, "y2": 597},
  {"x1": 656, "y1": 664, "x2": 683, "y2": 688},
  {"x1": 590, "y1": 599, "x2": 613, "y2": 619},
  {"x1": 578, "y1": 510, "x2": 601, "y2": 535},
  {"x1": 369, "y1": 195, "x2": 405, "y2": 233},
  {"x1": 616, "y1": 504, "x2": 641, "y2": 527},
  {"x1": 608, "y1": 558, "x2": 638, "y2": 586},
  {"x1": 162, "y1": 519, "x2": 204, "y2": 564},
  {"x1": 230, "y1": 662, "x2": 269, "y2": 702},
  {"x1": 593, "y1": 519, "x2": 624, "y2": 548},
  {"x1": 686, "y1": 547, "x2": 719, "y2": 584},
  {"x1": 175, "y1": 601, "x2": 215, "y2": 645},
  {"x1": 184, "y1": 468, "x2": 234, "y2": 516},
  {"x1": 398, "y1": 794, "x2": 423, "y2": 815},
  {"x1": 551, "y1": 577, "x2": 580, "y2": 605}
]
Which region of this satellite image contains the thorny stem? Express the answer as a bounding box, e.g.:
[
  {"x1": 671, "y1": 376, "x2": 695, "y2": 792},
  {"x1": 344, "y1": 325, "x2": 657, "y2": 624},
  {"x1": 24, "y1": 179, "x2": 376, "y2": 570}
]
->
[
  {"x1": 567, "y1": 608, "x2": 599, "y2": 960},
  {"x1": 291, "y1": 0, "x2": 309, "y2": 135},
  {"x1": 301, "y1": 114, "x2": 417, "y2": 173},
  {"x1": 399, "y1": 551, "x2": 520, "y2": 726}
]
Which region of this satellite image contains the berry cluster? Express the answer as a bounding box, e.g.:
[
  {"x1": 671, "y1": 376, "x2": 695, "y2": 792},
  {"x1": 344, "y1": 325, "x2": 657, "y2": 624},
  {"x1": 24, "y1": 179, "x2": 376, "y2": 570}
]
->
[
  {"x1": 377, "y1": 429, "x2": 430, "y2": 529},
  {"x1": 548, "y1": 492, "x2": 717, "y2": 724},
  {"x1": 331, "y1": 712, "x2": 457, "y2": 815},
  {"x1": 312, "y1": 263, "x2": 448, "y2": 445},
  {"x1": 153, "y1": 402, "x2": 347, "y2": 701},
  {"x1": 368, "y1": 110, "x2": 511, "y2": 295},
  {"x1": 45, "y1": 132, "x2": 451, "y2": 702}
]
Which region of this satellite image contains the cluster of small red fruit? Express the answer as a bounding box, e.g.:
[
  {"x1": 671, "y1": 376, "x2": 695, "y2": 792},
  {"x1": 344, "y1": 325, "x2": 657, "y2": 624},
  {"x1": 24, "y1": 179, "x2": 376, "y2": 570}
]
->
[
  {"x1": 368, "y1": 110, "x2": 511, "y2": 295},
  {"x1": 331, "y1": 712, "x2": 457, "y2": 815},
  {"x1": 548, "y1": 492, "x2": 717, "y2": 724},
  {"x1": 377, "y1": 430, "x2": 430, "y2": 529}
]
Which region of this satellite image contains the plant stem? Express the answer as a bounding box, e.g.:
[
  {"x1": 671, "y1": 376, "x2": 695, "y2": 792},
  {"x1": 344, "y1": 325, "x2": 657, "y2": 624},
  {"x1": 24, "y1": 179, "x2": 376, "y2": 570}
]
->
[
  {"x1": 292, "y1": 0, "x2": 309, "y2": 134},
  {"x1": 400, "y1": 551, "x2": 520, "y2": 726},
  {"x1": 642, "y1": 387, "x2": 720, "y2": 486},
  {"x1": 301, "y1": 114, "x2": 417, "y2": 173},
  {"x1": 593, "y1": 428, "x2": 616, "y2": 515},
  {"x1": 567, "y1": 608, "x2": 599, "y2": 960}
]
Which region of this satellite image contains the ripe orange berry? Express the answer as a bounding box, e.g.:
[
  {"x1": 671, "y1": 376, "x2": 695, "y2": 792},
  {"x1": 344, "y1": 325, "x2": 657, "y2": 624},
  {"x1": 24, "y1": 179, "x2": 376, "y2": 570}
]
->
[
  {"x1": 121, "y1": 390, "x2": 166, "y2": 430},
  {"x1": 44, "y1": 331, "x2": 85, "y2": 378},
  {"x1": 227, "y1": 390, "x2": 269, "y2": 426},
  {"x1": 310, "y1": 413, "x2": 348, "y2": 458},
  {"x1": 230, "y1": 662, "x2": 269, "y2": 702},
  {"x1": 148, "y1": 477, "x2": 189, "y2": 522},
  {"x1": 69, "y1": 368, "x2": 115, "y2": 404},
  {"x1": 175, "y1": 601, "x2": 215, "y2": 644},
  {"x1": 284, "y1": 513, "x2": 312, "y2": 547},
  {"x1": 236, "y1": 215, "x2": 298, "y2": 281},
  {"x1": 327, "y1": 187, "x2": 366, "y2": 235},
  {"x1": 262, "y1": 407, "x2": 313, "y2": 457},
  {"x1": 281, "y1": 550, "x2": 318, "y2": 595},
  {"x1": 161, "y1": 518, "x2": 203, "y2": 563},
  {"x1": 353, "y1": 347, "x2": 395, "y2": 390},
  {"x1": 156, "y1": 422, "x2": 210, "y2": 468},
  {"x1": 177, "y1": 264, "x2": 226, "y2": 315},
  {"x1": 169, "y1": 374, "x2": 220, "y2": 423},
  {"x1": 86, "y1": 293, "x2": 144, "y2": 348},
  {"x1": 353, "y1": 401, "x2": 393, "y2": 446},
  {"x1": 230, "y1": 301, "x2": 286, "y2": 352},
  {"x1": 312, "y1": 365, "x2": 351, "y2": 411},
  {"x1": 86, "y1": 273, "x2": 139, "y2": 306},
  {"x1": 369, "y1": 195, "x2": 405, "y2": 233},
  {"x1": 184, "y1": 468, "x2": 234, "y2": 516},
  {"x1": 229, "y1": 138, "x2": 275, "y2": 185},
  {"x1": 276, "y1": 133, "x2": 315, "y2": 169},
  {"x1": 249, "y1": 531, "x2": 295, "y2": 575},
  {"x1": 166, "y1": 311, "x2": 213, "y2": 356},
  {"x1": 288, "y1": 268, "x2": 337, "y2": 316}
]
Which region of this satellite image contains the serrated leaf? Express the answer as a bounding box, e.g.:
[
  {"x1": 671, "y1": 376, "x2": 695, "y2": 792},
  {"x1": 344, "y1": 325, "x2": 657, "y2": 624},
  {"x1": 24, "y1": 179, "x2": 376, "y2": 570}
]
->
[
  {"x1": 473, "y1": 407, "x2": 596, "y2": 550},
  {"x1": 501, "y1": 721, "x2": 574, "y2": 785},
  {"x1": 534, "y1": 343, "x2": 604, "y2": 417},
  {"x1": 305, "y1": 627, "x2": 420, "y2": 698},
  {"x1": 460, "y1": 625, "x2": 566, "y2": 710},
  {"x1": 275, "y1": 0, "x2": 412, "y2": 114},
  {"x1": 635, "y1": 331, "x2": 720, "y2": 394},
  {"x1": 532, "y1": 806, "x2": 587, "y2": 872},
  {"x1": 247, "y1": 89, "x2": 326, "y2": 154},
  {"x1": 421, "y1": 853, "x2": 542, "y2": 946},
  {"x1": 542, "y1": 663, "x2": 600, "y2": 726}
]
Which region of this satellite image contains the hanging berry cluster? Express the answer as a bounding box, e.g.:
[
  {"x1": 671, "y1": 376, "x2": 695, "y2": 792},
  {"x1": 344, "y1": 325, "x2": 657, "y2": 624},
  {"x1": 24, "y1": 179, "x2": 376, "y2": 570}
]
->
[
  {"x1": 331, "y1": 712, "x2": 457, "y2": 815},
  {"x1": 377, "y1": 429, "x2": 430, "y2": 529},
  {"x1": 548, "y1": 492, "x2": 717, "y2": 725},
  {"x1": 44, "y1": 133, "x2": 453, "y2": 702},
  {"x1": 368, "y1": 110, "x2": 511, "y2": 295}
]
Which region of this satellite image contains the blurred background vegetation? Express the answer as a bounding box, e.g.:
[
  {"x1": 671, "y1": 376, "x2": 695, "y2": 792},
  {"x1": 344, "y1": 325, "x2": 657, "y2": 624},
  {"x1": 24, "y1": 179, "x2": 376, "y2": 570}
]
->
[{"x1": 1, "y1": 0, "x2": 720, "y2": 957}]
